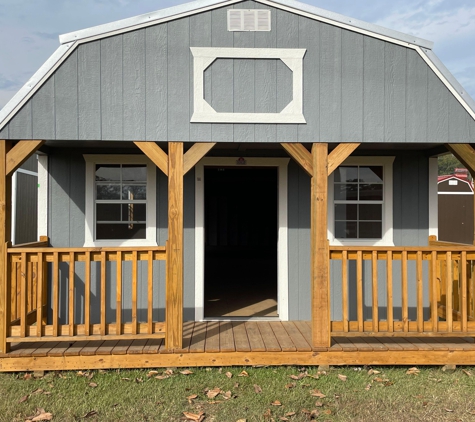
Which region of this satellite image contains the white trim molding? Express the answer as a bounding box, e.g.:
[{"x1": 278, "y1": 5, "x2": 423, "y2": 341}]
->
[
  {"x1": 37, "y1": 154, "x2": 48, "y2": 241},
  {"x1": 83, "y1": 155, "x2": 157, "y2": 247},
  {"x1": 328, "y1": 156, "x2": 395, "y2": 247},
  {"x1": 190, "y1": 47, "x2": 306, "y2": 124},
  {"x1": 195, "y1": 157, "x2": 290, "y2": 321},
  {"x1": 428, "y1": 157, "x2": 439, "y2": 238}
]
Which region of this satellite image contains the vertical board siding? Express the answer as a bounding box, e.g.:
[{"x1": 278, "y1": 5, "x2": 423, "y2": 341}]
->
[
  {"x1": 406, "y1": 49, "x2": 428, "y2": 143},
  {"x1": 0, "y1": 123, "x2": 8, "y2": 138},
  {"x1": 32, "y1": 77, "x2": 55, "y2": 139},
  {"x1": 123, "y1": 30, "x2": 146, "y2": 140},
  {"x1": 78, "y1": 42, "x2": 101, "y2": 140},
  {"x1": 427, "y1": 67, "x2": 449, "y2": 143},
  {"x1": 9, "y1": 102, "x2": 32, "y2": 140},
  {"x1": 55, "y1": 49, "x2": 78, "y2": 140},
  {"x1": 101, "y1": 35, "x2": 123, "y2": 141},
  {"x1": 15, "y1": 172, "x2": 38, "y2": 244}
]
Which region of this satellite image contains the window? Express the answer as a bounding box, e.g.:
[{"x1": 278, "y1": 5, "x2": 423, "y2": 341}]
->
[
  {"x1": 328, "y1": 156, "x2": 394, "y2": 246},
  {"x1": 84, "y1": 155, "x2": 156, "y2": 247}
]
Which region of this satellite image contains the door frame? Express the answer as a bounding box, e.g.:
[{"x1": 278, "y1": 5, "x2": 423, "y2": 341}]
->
[{"x1": 195, "y1": 157, "x2": 290, "y2": 321}]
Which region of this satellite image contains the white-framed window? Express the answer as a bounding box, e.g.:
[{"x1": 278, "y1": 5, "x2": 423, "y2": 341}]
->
[
  {"x1": 328, "y1": 156, "x2": 395, "y2": 246},
  {"x1": 84, "y1": 155, "x2": 156, "y2": 247}
]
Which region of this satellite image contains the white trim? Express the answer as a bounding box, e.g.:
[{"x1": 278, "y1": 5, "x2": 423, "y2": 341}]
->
[
  {"x1": 428, "y1": 157, "x2": 438, "y2": 238},
  {"x1": 190, "y1": 47, "x2": 306, "y2": 124},
  {"x1": 83, "y1": 155, "x2": 157, "y2": 247},
  {"x1": 11, "y1": 171, "x2": 17, "y2": 245},
  {"x1": 438, "y1": 191, "x2": 474, "y2": 195},
  {"x1": 328, "y1": 156, "x2": 395, "y2": 247},
  {"x1": 37, "y1": 154, "x2": 48, "y2": 240},
  {"x1": 195, "y1": 157, "x2": 290, "y2": 321},
  {"x1": 16, "y1": 168, "x2": 38, "y2": 177}
]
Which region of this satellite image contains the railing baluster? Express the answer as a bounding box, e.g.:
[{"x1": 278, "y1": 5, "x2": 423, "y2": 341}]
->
[
  {"x1": 431, "y1": 250, "x2": 438, "y2": 333},
  {"x1": 100, "y1": 251, "x2": 106, "y2": 336},
  {"x1": 116, "y1": 251, "x2": 122, "y2": 335},
  {"x1": 342, "y1": 250, "x2": 348, "y2": 332},
  {"x1": 20, "y1": 252, "x2": 27, "y2": 338},
  {"x1": 461, "y1": 251, "x2": 468, "y2": 333},
  {"x1": 52, "y1": 252, "x2": 59, "y2": 337},
  {"x1": 446, "y1": 251, "x2": 453, "y2": 332},
  {"x1": 68, "y1": 252, "x2": 75, "y2": 337},
  {"x1": 372, "y1": 251, "x2": 379, "y2": 332},
  {"x1": 402, "y1": 250, "x2": 408, "y2": 332},
  {"x1": 357, "y1": 250, "x2": 363, "y2": 332},
  {"x1": 417, "y1": 251, "x2": 423, "y2": 333},
  {"x1": 387, "y1": 251, "x2": 393, "y2": 332},
  {"x1": 10, "y1": 259, "x2": 17, "y2": 321},
  {"x1": 36, "y1": 252, "x2": 43, "y2": 337},
  {"x1": 85, "y1": 251, "x2": 91, "y2": 336},
  {"x1": 148, "y1": 250, "x2": 153, "y2": 335},
  {"x1": 132, "y1": 250, "x2": 138, "y2": 335}
]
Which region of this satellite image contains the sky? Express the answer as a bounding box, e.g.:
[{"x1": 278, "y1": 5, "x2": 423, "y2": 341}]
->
[{"x1": 0, "y1": 0, "x2": 474, "y2": 110}]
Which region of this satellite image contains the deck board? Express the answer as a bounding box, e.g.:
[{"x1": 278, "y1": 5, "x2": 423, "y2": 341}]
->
[
  {"x1": 189, "y1": 322, "x2": 206, "y2": 353},
  {"x1": 232, "y1": 322, "x2": 251, "y2": 352},
  {"x1": 81, "y1": 341, "x2": 105, "y2": 356},
  {"x1": 112, "y1": 340, "x2": 132, "y2": 355},
  {"x1": 48, "y1": 341, "x2": 72, "y2": 357},
  {"x1": 175, "y1": 321, "x2": 194, "y2": 353},
  {"x1": 143, "y1": 338, "x2": 162, "y2": 354},
  {"x1": 257, "y1": 321, "x2": 281, "y2": 352},
  {"x1": 64, "y1": 341, "x2": 90, "y2": 356},
  {"x1": 332, "y1": 337, "x2": 357, "y2": 352},
  {"x1": 96, "y1": 340, "x2": 119, "y2": 355},
  {"x1": 269, "y1": 322, "x2": 296, "y2": 352},
  {"x1": 205, "y1": 322, "x2": 221, "y2": 353},
  {"x1": 245, "y1": 322, "x2": 266, "y2": 352},
  {"x1": 219, "y1": 322, "x2": 235, "y2": 353},
  {"x1": 282, "y1": 321, "x2": 312, "y2": 352},
  {"x1": 128, "y1": 339, "x2": 148, "y2": 354},
  {"x1": 294, "y1": 320, "x2": 313, "y2": 346}
]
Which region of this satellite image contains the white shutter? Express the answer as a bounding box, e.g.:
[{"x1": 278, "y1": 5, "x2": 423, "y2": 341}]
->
[{"x1": 227, "y1": 10, "x2": 271, "y2": 32}]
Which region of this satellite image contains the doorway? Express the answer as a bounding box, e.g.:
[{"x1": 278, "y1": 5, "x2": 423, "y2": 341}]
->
[{"x1": 204, "y1": 167, "x2": 277, "y2": 317}]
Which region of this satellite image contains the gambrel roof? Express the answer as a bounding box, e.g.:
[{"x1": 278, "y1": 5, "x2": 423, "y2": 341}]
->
[{"x1": 0, "y1": 0, "x2": 474, "y2": 142}]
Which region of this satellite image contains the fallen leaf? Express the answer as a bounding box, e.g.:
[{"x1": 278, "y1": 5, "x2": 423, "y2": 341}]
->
[
  {"x1": 19, "y1": 395, "x2": 29, "y2": 403},
  {"x1": 88, "y1": 382, "x2": 97, "y2": 388},
  {"x1": 234, "y1": 382, "x2": 240, "y2": 388},
  {"x1": 310, "y1": 389, "x2": 326, "y2": 398},
  {"x1": 338, "y1": 374, "x2": 347, "y2": 382},
  {"x1": 263, "y1": 409, "x2": 272, "y2": 419},
  {"x1": 187, "y1": 394, "x2": 198, "y2": 404},
  {"x1": 135, "y1": 378, "x2": 143, "y2": 383},
  {"x1": 315, "y1": 401, "x2": 323, "y2": 407},
  {"x1": 82, "y1": 410, "x2": 98, "y2": 419},
  {"x1": 23, "y1": 373, "x2": 32, "y2": 380},
  {"x1": 207, "y1": 388, "x2": 221, "y2": 399},
  {"x1": 225, "y1": 372, "x2": 233, "y2": 379},
  {"x1": 236, "y1": 420, "x2": 247, "y2": 422},
  {"x1": 289, "y1": 375, "x2": 299, "y2": 380},
  {"x1": 365, "y1": 384, "x2": 372, "y2": 391},
  {"x1": 406, "y1": 367, "x2": 420, "y2": 375},
  {"x1": 238, "y1": 371, "x2": 249, "y2": 377},
  {"x1": 445, "y1": 409, "x2": 454, "y2": 413},
  {"x1": 301, "y1": 409, "x2": 311, "y2": 415},
  {"x1": 31, "y1": 413, "x2": 53, "y2": 421},
  {"x1": 31, "y1": 389, "x2": 44, "y2": 395},
  {"x1": 254, "y1": 384, "x2": 263, "y2": 394},
  {"x1": 285, "y1": 412, "x2": 296, "y2": 417},
  {"x1": 147, "y1": 371, "x2": 159, "y2": 378},
  {"x1": 311, "y1": 410, "x2": 320, "y2": 417},
  {"x1": 164, "y1": 369, "x2": 174, "y2": 376},
  {"x1": 271, "y1": 400, "x2": 282, "y2": 406},
  {"x1": 323, "y1": 409, "x2": 332, "y2": 415},
  {"x1": 468, "y1": 410, "x2": 475, "y2": 415},
  {"x1": 223, "y1": 391, "x2": 232, "y2": 400},
  {"x1": 155, "y1": 375, "x2": 169, "y2": 380},
  {"x1": 279, "y1": 418, "x2": 289, "y2": 421},
  {"x1": 183, "y1": 411, "x2": 205, "y2": 421},
  {"x1": 285, "y1": 382, "x2": 296, "y2": 389},
  {"x1": 463, "y1": 369, "x2": 473, "y2": 377},
  {"x1": 180, "y1": 370, "x2": 194, "y2": 375},
  {"x1": 121, "y1": 377, "x2": 131, "y2": 381}
]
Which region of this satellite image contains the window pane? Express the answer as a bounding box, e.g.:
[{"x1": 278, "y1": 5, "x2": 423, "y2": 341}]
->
[
  {"x1": 122, "y1": 185, "x2": 147, "y2": 200},
  {"x1": 96, "y1": 165, "x2": 120, "y2": 182},
  {"x1": 122, "y1": 165, "x2": 146, "y2": 182},
  {"x1": 359, "y1": 204, "x2": 382, "y2": 221},
  {"x1": 359, "y1": 184, "x2": 383, "y2": 201},
  {"x1": 334, "y1": 166, "x2": 358, "y2": 183},
  {"x1": 359, "y1": 222, "x2": 382, "y2": 238},
  {"x1": 96, "y1": 223, "x2": 146, "y2": 240},
  {"x1": 335, "y1": 204, "x2": 357, "y2": 221},
  {"x1": 97, "y1": 184, "x2": 120, "y2": 200},
  {"x1": 359, "y1": 166, "x2": 383, "y2": 183},
  {"x1": 335, "y1": 221, "x2": 357, "y2": 238},
  {"x1": 121, "y1": 203, "x2": 146, "y2": 222},
  {"x1": 97, "y1": 204, "x2": 121, "y2": 222},
  {"x1": 334, "y1": 184, "x2": 358, "y2": 200}
]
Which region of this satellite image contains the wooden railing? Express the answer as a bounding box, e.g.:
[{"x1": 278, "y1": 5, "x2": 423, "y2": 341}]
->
[
  {"x1": 330, "y1": 240, "x2": 475, "y2": 336},
  {"x1": 5, "y1": 240, "x2": 167, "y2": 343}
]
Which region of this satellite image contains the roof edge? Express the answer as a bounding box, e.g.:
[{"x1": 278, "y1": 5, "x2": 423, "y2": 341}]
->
[{"x1": 59, "y1": 0, "x2": 434, "y2": 49}]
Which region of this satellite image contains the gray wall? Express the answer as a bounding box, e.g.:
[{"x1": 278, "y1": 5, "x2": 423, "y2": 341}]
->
[
  {"x1": 2, "y1": 0, "x2": 474, "y2": 143},
  {"x1": 48, "y1": 149, "x2": 430, "y2": 322}
]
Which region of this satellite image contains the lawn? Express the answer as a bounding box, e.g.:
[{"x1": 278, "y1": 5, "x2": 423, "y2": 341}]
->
[{"x1": 1, "y1": 365, "x2": 475, "y2": 421}]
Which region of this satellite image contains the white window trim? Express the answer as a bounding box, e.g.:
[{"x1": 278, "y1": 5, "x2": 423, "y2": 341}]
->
[
  {"x1": 195, "y1": 157, "x2": 290, "y2": 321},
  {"x1": 190, "y1": 47, "x2": 306, "y2": 124},
  {"x1": 328, "y1": 156, "x2": 395, "y2": 247},
  {"x1": 84, "y1": 155, "x2": 157, "y2": 247}
]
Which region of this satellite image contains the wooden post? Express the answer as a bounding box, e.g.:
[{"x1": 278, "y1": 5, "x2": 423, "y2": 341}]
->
[
  {"x1": 311, "y1": 143, "x2": 330, "y2": 349},
  {"x1": 0, "y1": 140, "x2": 12, "y2": 354},
  {"x1": 166, "y1": 142, "x2": 184, "y2": 350}
]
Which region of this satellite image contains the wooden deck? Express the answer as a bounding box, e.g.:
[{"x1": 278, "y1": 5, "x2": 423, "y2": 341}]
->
[{"x1": 2, "y1": 321, "x2": 475, "y2": 371}]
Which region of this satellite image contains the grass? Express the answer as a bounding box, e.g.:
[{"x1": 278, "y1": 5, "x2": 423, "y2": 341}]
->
[{"x1": 1, "y1": 365, "x2": 475, "y2": 421}]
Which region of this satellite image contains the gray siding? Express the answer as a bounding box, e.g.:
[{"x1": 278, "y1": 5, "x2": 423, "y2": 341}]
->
[{"x1": 3, "y1": 0, "x2": 474, "y2": 142}]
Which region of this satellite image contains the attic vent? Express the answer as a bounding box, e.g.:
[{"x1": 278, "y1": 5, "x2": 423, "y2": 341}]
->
[{"x1": 227, "y1": 9, "x2": 271, "y2": 31}]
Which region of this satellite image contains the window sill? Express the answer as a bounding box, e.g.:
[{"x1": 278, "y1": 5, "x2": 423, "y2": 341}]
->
[{"x1": 83, "y1": 240, "x2": 158, "y2": 248}]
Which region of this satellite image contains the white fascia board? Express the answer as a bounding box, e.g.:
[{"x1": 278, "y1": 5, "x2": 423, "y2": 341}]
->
[{"x1": 0, "y1": 43, "x2": 75, "y2": 131}]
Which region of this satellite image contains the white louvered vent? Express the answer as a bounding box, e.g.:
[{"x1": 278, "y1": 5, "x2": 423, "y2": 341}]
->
[{"x1": 227, "y1": 9, "x2": 271, "y2": 31}]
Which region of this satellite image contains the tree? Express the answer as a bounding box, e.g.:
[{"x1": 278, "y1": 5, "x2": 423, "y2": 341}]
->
[{"x1": 438, "y1": 154, "x2": 464, "y2": 176}]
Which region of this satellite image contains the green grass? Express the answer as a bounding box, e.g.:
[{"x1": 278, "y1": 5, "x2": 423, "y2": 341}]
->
[{"x1": 2, "y1": 365, "x2": 475, "y2": 421}]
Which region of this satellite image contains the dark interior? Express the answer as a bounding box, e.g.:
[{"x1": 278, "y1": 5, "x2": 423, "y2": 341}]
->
[{"x1": 204, "y1": 166, "x2": 278, "y2": 317}]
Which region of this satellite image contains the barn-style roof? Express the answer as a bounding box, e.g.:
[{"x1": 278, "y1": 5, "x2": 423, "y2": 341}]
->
[{"x1": 0, "y1": 0, "x2": 474, "y2": 142}]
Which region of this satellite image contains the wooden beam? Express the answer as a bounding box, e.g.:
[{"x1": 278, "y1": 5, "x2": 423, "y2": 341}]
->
[
  {"x1": 446, "y1": 144, "x2": 475, "y2": 177},
  {"x1": 311, "y1": 143, "x2": 331, "y2": 349},
  {"x1": 281, "y1": 143, "x2": 313, "y2": 177},
  {"x1": 0, "y1": 140, "x2": 12, "y2": 354},
  {"x1": 134, "y1": 142, "x2": 168, "y2": 176},
  {"x1": 6, "y1": 140, "x2": 44, "y2": 176},
  {"x1": 327, "y1": 143, "x2": 360, "y2": 176},
  {"x1": 166, "y1": 142, "x2": 184, "y2": 350},
  {"x1": 183, "y1": 143, "x2": 216, "y2": 176}
]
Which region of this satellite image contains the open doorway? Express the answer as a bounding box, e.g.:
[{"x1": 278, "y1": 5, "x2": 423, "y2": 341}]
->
[{"x1": 204, "y1": 167, "x2": 278, "y2": 318}]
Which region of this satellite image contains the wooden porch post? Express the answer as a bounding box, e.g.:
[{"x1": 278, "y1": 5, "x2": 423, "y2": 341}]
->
[
  {"x1": 166, "y1": 142, "x2": 184, "y2": 350},
  {"x1": 0, "y1": 140, "x2": 12, "y2": 354},
  {"x1": 311, "y1": 143, "x2": 331, "y2": 349}
]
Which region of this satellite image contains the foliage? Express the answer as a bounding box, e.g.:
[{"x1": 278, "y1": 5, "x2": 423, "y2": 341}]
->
[
  {"x1": 438, "y1": 154, "x2": 464, "y2": 176},
  {"x1": 2, "y1": 366, "x2": 475, "y2": 421}
]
